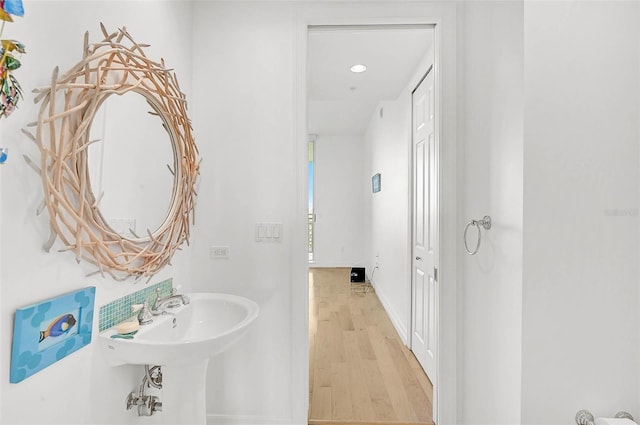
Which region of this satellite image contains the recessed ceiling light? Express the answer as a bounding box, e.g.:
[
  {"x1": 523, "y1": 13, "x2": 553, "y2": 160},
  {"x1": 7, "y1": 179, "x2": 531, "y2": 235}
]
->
[{"x1": 350, "y1": 64, "x2": 367, "y2": 73}]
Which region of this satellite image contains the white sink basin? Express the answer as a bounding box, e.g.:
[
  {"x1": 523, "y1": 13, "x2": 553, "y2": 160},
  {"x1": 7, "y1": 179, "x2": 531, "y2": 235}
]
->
[{"x1": 99, "y1": 293, "x2": 259, "y2": 366}]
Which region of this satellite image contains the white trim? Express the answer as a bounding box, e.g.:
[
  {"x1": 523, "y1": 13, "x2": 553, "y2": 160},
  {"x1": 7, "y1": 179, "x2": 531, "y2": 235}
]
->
[
  {"x1": 310, "y1": 262, "x2": 364, "y2": 269},
  {"x1": 292, "y1": 4, "x2": 459, "y2": 425},
  {"x1": 309, "y1": 23, "x2": 435, "y2": 31},
  {"x1": 372, "y1": 277, "x2": 409, "y2": 344},
  {"x1": 435, "y1": 8, "x2": 460, "y2": 423},
  {"x1": 291, "y1": 8, "x2": 310, "y2": 425},
  {"x1": 207, "y1": 414, "x2": 292, "y2": 425}
]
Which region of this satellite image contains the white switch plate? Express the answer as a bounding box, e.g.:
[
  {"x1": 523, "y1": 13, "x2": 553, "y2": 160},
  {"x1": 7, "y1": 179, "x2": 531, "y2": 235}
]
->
[
  {"x1": 210, "y1": 246, "x2": 230, "y2": 259},
  {"x1": 255, "y1": 223, "x2": 283, "y2": 242}
]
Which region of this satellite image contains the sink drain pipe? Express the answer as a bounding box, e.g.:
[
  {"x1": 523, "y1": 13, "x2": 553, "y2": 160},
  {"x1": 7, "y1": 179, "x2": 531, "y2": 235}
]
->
[{"x1": 126, "y1": 365, "x2": 163, "y2": 416}]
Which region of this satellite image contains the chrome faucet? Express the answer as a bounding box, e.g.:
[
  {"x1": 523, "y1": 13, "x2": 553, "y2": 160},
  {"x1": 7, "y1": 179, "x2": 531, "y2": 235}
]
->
[
  {"x1": 132, "y1": 301, "x2": 153, "y2": 325},
  {"x1": 151, "y1": 287, "x2": 190, "y2": 315}
]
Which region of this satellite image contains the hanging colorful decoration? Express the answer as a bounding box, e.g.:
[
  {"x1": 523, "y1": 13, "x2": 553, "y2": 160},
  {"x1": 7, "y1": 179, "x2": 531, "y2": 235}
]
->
[{"x1": 0, "y1": 0, "x2": 24, "y2": 119}]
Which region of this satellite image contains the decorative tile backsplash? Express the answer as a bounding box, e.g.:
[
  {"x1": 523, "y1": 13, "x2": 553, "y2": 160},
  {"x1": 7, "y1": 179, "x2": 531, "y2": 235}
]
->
[{"x1": 98, "y1": 278, "x2": 172, "y2": 332}]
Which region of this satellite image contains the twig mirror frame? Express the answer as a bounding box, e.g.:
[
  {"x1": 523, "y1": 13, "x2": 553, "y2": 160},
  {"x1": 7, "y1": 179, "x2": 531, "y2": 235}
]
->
[{"x1": 23, "y1": 24, "x2": 200, "y2": 281}]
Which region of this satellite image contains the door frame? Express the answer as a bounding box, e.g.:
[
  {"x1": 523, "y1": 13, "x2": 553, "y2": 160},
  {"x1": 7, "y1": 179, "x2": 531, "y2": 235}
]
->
[{"x1": 292, "y1": 5, "x2": 459, "y2": 425}]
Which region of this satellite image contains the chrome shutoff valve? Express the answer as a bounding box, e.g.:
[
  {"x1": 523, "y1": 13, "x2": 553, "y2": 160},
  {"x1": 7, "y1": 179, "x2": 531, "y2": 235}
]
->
[{"x1": 126, "y1": 392, "x2": 162, "y2": 416}]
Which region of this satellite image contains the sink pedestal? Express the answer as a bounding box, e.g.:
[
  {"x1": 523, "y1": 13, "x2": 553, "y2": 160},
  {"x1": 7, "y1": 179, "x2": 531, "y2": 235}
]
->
[
  {"x1": 98, "y1": 293, "x2": 259, "y2": 425},
  {"x1": 162, "y1": 359, "x2": 209, "y2": 425}
]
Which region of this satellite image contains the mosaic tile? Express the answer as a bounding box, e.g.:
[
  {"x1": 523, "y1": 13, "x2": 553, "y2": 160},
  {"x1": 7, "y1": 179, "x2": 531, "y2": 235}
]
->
[{"x1": 98, "y1": 278, "x2": 172, "y2": 332}]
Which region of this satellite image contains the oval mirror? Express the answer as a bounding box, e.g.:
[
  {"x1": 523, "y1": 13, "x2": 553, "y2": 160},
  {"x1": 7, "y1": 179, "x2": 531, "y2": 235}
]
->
[
  {"x1": 25, "y1": 25, "x2": 200, "y2": 280},
  {"x1": 88, "y1": 92, "x2": 176, "y2": 239}
]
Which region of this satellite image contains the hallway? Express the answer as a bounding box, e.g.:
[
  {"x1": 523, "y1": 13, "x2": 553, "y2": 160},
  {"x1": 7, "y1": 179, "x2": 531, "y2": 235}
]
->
[{"x1": 309, "y1": 268, "x2": 433, "y2": 425}]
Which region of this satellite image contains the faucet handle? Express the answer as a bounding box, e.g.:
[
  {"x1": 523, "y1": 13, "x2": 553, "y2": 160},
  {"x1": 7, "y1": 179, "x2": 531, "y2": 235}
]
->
[
  {"x1": 155, "y1": 287, "x2": 163, "y2": 300},
  {"x1": 132, "y1": 301, "x2": 153, "y2": 325},
  {"x1": 170, "y1": 287, "x2": 177, "y2": 296}
]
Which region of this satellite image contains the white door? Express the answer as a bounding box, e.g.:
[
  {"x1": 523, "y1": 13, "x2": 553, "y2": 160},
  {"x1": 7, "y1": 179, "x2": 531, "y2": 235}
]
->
[{"x1": 411, "y1": 66, "x2": 438, "y2": 386}]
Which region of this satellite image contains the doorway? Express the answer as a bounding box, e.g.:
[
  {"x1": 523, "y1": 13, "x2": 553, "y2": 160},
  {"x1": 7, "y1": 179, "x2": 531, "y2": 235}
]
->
[{"x1": 306, "y1": 24, "x2": 438, "y2": 424}]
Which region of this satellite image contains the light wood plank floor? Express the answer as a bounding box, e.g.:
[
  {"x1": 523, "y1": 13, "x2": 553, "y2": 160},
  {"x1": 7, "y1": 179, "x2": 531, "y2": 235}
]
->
[{"x1": 309, "y1": 267, "x2": 433, "y2": 425}]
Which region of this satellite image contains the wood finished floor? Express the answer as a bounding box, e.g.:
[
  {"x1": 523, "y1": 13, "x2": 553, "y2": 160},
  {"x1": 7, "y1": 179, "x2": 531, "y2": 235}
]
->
[{"x1": 309, "y1": 267, "x2": 433, "y2": 425}]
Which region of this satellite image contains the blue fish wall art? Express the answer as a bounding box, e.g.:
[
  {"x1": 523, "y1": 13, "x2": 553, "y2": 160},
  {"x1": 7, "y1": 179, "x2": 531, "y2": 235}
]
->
[
  {"x1": 10, "y1": 287, "x2": 95, "y2": 383},
  {"x1": 39, "y1": 313, "x2": 77, "y2": 342}
]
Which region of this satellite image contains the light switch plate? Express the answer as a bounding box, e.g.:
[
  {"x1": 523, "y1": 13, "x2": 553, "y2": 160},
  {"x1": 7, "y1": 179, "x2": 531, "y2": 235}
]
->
[{"x1": 255, "y1": 223, "x2": 283, "y2": 242}]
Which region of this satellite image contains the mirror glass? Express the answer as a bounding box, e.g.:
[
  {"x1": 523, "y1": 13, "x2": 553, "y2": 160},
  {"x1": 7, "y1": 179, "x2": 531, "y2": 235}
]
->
[{"x1": 88, "y1": 92, "x2": 176, "y2": 239}]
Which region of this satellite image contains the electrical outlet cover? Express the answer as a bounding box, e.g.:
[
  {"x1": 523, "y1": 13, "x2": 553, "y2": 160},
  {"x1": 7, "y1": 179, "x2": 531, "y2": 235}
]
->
[{"x1": 210, "y1": 246, "x2": 230, "y2": 259}]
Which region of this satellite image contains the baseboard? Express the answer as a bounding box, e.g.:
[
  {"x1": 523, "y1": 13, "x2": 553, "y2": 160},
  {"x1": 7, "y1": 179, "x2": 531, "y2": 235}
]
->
[
  {"x1": 310, "y1": 421, "x2": 433, "y2": 425},
  {"x1": 309, "y1": 262, "x2": 361, "y2": 269},
  {"x1": 207, "y1": 414, "x2": 292, "y2": 425},
  {"x1": 370, "y1": 277, "x2": 409, "y2": 345}
]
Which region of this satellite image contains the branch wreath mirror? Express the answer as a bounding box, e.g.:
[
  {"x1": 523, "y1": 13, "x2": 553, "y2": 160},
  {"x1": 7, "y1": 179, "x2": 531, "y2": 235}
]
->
[{"x1": 23, "y1": 24, "x2": 200, "y2": 281}]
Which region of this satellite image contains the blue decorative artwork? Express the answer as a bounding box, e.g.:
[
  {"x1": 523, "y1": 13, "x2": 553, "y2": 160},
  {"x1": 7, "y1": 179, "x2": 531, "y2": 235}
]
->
[
  {"x1": 372, "y1": 173, "x2": 381, "y2": 193},
  {"x1": 10, "y1": 287, "x2": 96, "y2": 383}
]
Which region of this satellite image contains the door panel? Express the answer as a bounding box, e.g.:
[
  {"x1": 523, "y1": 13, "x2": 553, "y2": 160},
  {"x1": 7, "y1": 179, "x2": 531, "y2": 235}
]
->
[
  {"x1": 414, "y1": 268, "x2": 426, "y2": 342},
  {"x1": 415, "y1": 141, "x2": 425, "y2": 248},
  {"x1": 411, "y1": 67, "x2": 437, "y2": 386}
]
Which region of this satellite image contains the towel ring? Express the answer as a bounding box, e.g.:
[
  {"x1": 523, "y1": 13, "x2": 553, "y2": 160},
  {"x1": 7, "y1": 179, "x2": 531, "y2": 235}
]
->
[
  {"x1": 575, "y1": 410, "x2": 594, "y2": 425},
  {"x1": 575, "y1": 410, "x2": 634, "y2": 425},
  {"x1": 464, "y1": 215, "x2": 491, "y2": 255}
]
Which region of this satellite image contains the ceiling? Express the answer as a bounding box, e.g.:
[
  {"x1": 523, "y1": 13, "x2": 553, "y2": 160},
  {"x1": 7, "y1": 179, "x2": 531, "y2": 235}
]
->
[{"x1": 307, "y1": 26, "x2": 433, "y2": 136}]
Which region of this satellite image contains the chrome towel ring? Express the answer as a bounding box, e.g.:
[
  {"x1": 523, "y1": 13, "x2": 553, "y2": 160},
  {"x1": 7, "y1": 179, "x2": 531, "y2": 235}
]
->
[
  {"x1": 464, "y1": 215, "x2": 492, "y2": 255},
  {"x1": 575, "y1": 410, "x2": 634, "y2": 425}
]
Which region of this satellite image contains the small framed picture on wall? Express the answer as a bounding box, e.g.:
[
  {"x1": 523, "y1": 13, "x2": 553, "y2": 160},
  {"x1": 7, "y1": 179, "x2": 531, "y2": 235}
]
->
[
  {"x1": 10, "y1": 287, "x2": 96, "y2": 383},
  {"x1": 372, "y1": 173, "x2": 381, "y2": 193}
]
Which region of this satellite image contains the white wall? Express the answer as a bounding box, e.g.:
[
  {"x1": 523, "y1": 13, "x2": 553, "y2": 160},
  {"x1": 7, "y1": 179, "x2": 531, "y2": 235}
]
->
[
  {"x1": 362, "y1": 97, "x2": 412, "y2": 341},
  {"x1": 0, "y1": 2, "x2": 193, "y2": 424},
  {"x1": 361, "y1": 8, "x2": 525, "y2": 424},
  {"x1": 189, "y1": 2, "x2": 296, "y2": 422},
  {"x1": 522, "y1": 2, "x2": 640, "y2": 423},
  {"x1": 361, "y1": 42, "x2": 435, "y2": 341},
  {"x1": 458, "y1": 2, "x2": 524, "y2": 424},
  {"x1": 308, "y1": 100, "x2": 373, "y2": 136},
  {"x1": 313, "y1": 135, "x2": 365, "y2": 267},
  {"x1": 188, "y1": 3, "x2": 460, "y2": 424}
]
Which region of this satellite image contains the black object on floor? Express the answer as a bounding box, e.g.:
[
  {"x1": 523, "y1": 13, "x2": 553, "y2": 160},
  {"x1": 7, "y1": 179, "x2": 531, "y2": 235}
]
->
[{"x1": 350, "y1": 267, "x2": 365, "y2": 283}]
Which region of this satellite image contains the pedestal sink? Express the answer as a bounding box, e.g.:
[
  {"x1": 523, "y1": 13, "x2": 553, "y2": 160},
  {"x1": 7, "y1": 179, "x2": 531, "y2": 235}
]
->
[{"x1": 98, "y1": 293, "x2": 259, "y2": 424}]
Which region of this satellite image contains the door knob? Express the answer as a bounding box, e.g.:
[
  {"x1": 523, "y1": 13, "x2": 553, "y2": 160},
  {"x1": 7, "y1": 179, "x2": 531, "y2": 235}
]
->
[{"x1": 416, "y1": 256, "x2": 422, "y2": 261}]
